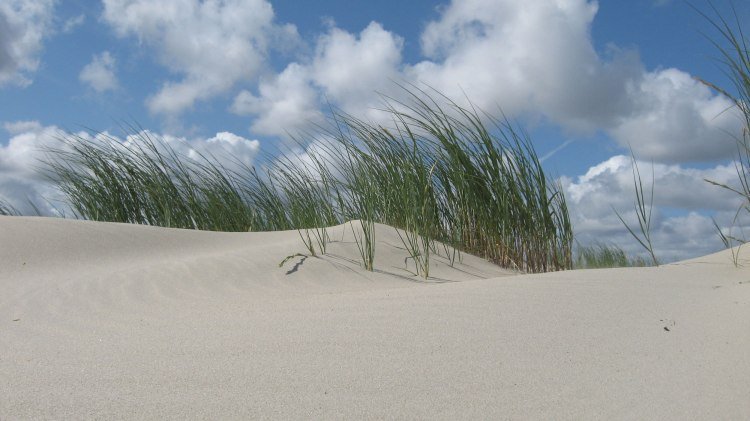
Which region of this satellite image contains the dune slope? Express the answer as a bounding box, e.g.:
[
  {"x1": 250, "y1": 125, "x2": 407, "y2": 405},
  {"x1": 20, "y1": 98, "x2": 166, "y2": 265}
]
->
[{"x1": 1, "y1": 216, "x2": 749, "y2": 419}]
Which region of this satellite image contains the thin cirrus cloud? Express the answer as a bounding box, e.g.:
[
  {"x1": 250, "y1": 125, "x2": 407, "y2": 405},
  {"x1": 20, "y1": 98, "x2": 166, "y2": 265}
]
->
[
  {"x1": 0, "y1": 0, "x2": 56, "y2": 87},
  {"x1": 62, "y1": 13, "x2": 85, "y2": 33},
  {"x1": 79, "y1": 51, "x2": 119, "y2": 93}
]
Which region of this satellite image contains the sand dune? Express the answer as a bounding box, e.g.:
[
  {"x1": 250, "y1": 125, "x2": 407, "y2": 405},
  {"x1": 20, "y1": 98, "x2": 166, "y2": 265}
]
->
[{"x1": 1, "y1": 215, "x2": 749, "y2": 419}]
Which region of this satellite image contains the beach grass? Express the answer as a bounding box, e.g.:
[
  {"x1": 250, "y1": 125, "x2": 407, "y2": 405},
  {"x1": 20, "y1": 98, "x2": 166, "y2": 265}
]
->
[
  {"x1": 42, "y1": 86, "x2": 573, "y2": 275},
  {"x1": 574, "y1": 242, "x2": 651, "y2": 269},
  {"x1": 697, "y1": 4, "x2": 750, "y2": 263},
  {"x1": 613, "y1": 150, "x2": 659, "y2": 266},
  {"x1": 0, "y1": 199, "x2": 18, "y2": 216}
]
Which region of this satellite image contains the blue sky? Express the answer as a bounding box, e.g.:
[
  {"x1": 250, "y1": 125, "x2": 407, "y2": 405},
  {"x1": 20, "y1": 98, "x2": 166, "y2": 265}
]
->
[{"x1": 1, "y1": 0, "x2": 749, "y2": 262}]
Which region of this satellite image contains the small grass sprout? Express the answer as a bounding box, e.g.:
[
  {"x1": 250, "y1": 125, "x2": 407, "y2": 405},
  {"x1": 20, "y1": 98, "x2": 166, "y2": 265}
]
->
[
  {"x1": 712, "y1": 216, "x2": 745, "y2": 267},
  {"x1": 614, "y1": 150, "x2": 659, "y2": 267},
  {"x1": 574, "y1": 241, "x2": 651, "y2": 269}
]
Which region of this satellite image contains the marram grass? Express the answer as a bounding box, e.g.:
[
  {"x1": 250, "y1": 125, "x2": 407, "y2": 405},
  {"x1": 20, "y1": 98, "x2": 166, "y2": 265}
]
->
[
  {"x1": 0, "y1": 199, "x2": 18, "y2": 216},
  {"x1": 697, "y1": 4, "x2": 750, "y2": 266},
  {"x1": 43, "y1": 87, "x2": 573, "y2": 274},
  {"x1": 574, "y1": 242, "x2": 651, "y2": 269}
]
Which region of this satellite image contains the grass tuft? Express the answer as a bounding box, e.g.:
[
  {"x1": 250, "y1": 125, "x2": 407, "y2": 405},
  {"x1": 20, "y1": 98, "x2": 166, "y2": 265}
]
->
[
  {"x1": 574, "y1": 241, "x2": 651, "y2": 269},
  {"x1": 613, "y1": 150, "x2": 659, "y2": 266},
  {"x1": 0, "y1": 199, "x2": 19, "y2": 216}
]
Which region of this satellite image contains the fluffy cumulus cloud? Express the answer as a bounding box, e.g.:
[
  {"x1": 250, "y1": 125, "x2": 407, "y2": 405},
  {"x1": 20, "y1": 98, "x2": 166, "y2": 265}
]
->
[
  {"x1": 231, "y1": 63, "x2": 323, "y2": 137},
  {"x1": 101, "y1": 0, "x2": 299, "y2": 115},
  {"x1": 0, "y1": 121, "x2": 67, "y2": 215},
  {"x1": 405, "y1": 0, "x2": 742, "y2": 163},
  {"x1": 236, "y1": 0, "x2": 739, "y2": 165},
  {"x1": 410, "y1": 0, "x2": 640, "y2": 129},
  {"x1": 231, "y1": 22, "x2": 403, "y2": 137},
  {"x1": 310, "y1": 22, "x2": 404, "y2": 115},
  {"x1": 79, "y1": 51, "x2": 118, "y2": 92},
  {"x1": 608, "y1": 68, "x2": 740, "y2": 163},
  {"x1": 139, "y1": 130, "x2": 261, "y2": 175},
  {"x1": 91, "y1": 0, "x2": 741, "y2": 166},
  {"x1": 563, "y1": 155, "x2": 747, "y2": 262},
  {"x1": 0, "y1": 121, "x2": 260, "y2": 216},
  {"x1": 0, "y1": 0, "x2": 56, "y2": 87}
]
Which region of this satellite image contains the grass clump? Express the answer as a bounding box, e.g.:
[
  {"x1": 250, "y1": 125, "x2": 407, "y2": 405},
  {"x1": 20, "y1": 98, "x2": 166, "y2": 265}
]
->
[
  {"x1": 44, "y1": 128, "x2": 259, "y2": 231},
  {"x1": 696, "y1": 4, "x2": 750, "y2": 265},
  {"x1": 0, "y1": 199, "x2": 19, "y2": 216},
  {"x1": 43, "y1": 86, "x2": 573, "y2": 275},
  {"x1": 613, "y1": 150, "x2": 659, "y2": 267},
  {"x1": 574, "y1": 241, "x2": 651, "y2": 269}
]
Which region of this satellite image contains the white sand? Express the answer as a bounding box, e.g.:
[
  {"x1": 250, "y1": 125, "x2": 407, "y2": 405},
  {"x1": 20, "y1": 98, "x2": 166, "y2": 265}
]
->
[{"x1": 1, "y1": 215, "x2": 748, "y2": 419}]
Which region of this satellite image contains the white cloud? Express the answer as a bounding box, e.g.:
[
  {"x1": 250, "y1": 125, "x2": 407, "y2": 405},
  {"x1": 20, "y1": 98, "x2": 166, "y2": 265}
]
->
[
  {"x1": 608, "y1": 68, "x2": 740, "y2": 163},
  {"x1": 0, "y1": 0, "x2": 56, "y2": 87},
  {"x1": 310, "y1": 22, "x2": 403, "y2": 115},
  {"x1": 407, "y1": 0, "x2": 640, "y2": 129},
  {"x1": 563, "y1": 155, "x2": 747, "y2": 262},
  {"x1": 62, "y1": 14, "x2": 85, "y2": 33},
  {"x1": 565, "y1": 155, "x2": 743, "y2": 212},
  {"x1": 79, "y1": 51, "x2": 118, "y2": 92},
  {"x1": 116, "y1": 130, "x2": 261, "y2": 175},
  {"x1": 0, "y1": 121, "x2": 68, "y2": 215},
  {"x1": 406, "y1": 0, "x2": 745, "y2": 161},
  {"x1": 231, "y1": 63, "x2": 323, "y2": 137},
  {"x1": 301, "y1": 0, "x2": 736, "y2": 165},
  {"x1": 220, "y1": 0, "x2": 732, "y2": 164},
  {"x1": 0, "y1": 120, "x2": 62, "y2": 178},
  {"x1": 101, "y1": 0, "x2": 298, "y2": 115},
  {"x1": 188, "y1": 131, "x2": 260, "y2": 173},
  {"x1": 0, "y1": 121, "x2": 261, "y2": 216},
  {"x1": 4, "y1": 120, "x2": 45, "y2": 135},
  {"x1": 232, "y1": 21, "x2": 403, "y2": 137},
  {"x1": 218, "y1": 0, "x2": 741, "y2": 167}
]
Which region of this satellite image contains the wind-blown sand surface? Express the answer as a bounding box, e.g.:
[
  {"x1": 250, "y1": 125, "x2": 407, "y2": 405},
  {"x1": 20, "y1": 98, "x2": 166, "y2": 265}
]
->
[{"x1": 1, "y1": 216, "x2": 749, "y2": 419}]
